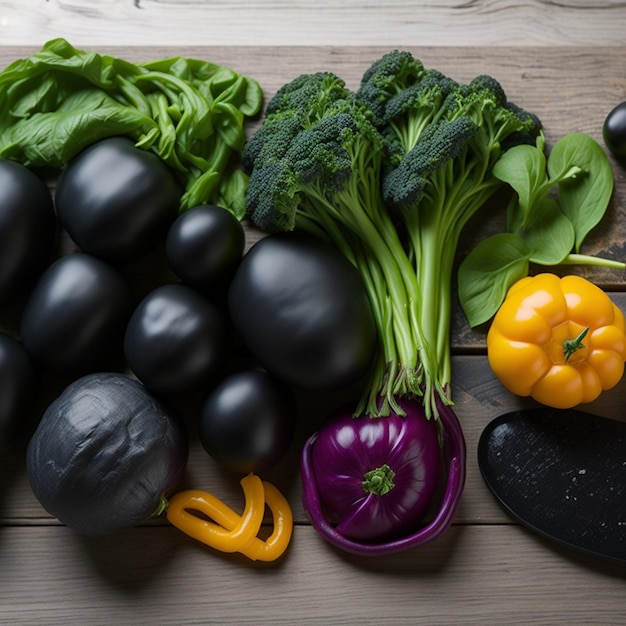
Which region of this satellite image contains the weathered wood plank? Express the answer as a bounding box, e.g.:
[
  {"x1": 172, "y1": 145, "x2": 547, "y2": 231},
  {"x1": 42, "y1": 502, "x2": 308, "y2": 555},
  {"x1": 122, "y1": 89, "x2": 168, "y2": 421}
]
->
[
  {"x1": 2, "y1": 1, "x2": 626, "y2": 47},
  {"x1": 1, "y1": 524, "x2": 625, "y2": 625}
]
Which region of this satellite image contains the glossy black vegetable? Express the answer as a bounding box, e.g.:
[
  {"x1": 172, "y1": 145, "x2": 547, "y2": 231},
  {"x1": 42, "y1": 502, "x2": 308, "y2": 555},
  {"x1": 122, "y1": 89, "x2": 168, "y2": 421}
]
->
[
  {"x1": 124, "y1": 283, "x2": 228, "y2": 395},
  {"x1": 165, "y1": 204, "x2": 245, "y2": 294},
  {"x1": 55, "y1": 137, "x2": 182, "y2": 263},
  {"x1": 0, "y1": 159, "x2": 56, "y2": 302},
  {"x1": 603, "y1": 102, "x2": 626, "y2": 160},
  {"x1": 20, "y1": 252, "x2": 133, "y2": 375},
  {"x1": 0, "y1": 332, "x2": 36, "y2": 453},
  {"x1": 199, "y1": 369, "x2": 296, "y2": 473},
  {"x1": 228, "y1": 232, "x2": 377, "y2": 390},
  {"x1": 27, "y1": 372, "x2": 188, "y2": 536}
]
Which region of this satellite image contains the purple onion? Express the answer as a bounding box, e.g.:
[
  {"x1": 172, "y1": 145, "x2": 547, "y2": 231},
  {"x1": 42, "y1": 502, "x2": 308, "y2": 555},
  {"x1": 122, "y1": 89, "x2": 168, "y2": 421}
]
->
[{"x1": 301, "y1": 397, "x2": 466, "y2": 556}]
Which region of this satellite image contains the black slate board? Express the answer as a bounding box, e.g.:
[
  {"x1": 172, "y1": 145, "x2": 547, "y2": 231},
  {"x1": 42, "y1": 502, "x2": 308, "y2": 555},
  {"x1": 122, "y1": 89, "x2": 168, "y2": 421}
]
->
[{"x1": 478, "y1": 408, "x2": 626, "y2": 564}]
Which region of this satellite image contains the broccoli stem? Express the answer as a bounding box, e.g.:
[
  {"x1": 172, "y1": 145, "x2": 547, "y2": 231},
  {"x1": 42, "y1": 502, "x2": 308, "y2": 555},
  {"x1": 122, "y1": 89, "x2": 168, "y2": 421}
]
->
[{"x1": 398, "y1": 156, "x2": 504, "y2": 410}]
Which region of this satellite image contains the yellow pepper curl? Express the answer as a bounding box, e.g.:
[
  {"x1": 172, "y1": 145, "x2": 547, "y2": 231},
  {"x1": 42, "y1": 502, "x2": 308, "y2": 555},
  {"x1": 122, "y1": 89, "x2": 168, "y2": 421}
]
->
[
  {"x1": 487, "y1": 273, "x2": 626, "y2": 408},
  {"x1": 166, "y1": 473, "x2": 293, "y2": 562}
]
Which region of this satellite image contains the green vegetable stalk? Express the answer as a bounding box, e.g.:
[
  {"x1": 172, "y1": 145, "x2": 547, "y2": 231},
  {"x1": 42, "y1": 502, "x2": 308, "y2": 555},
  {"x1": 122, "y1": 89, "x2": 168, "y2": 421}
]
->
[
  {"x1": 0, "y1": 38, "x2": 263, "y2": 218},
  {"x1": 242, "y1": 51, "x2": 543, "y2": 420}
]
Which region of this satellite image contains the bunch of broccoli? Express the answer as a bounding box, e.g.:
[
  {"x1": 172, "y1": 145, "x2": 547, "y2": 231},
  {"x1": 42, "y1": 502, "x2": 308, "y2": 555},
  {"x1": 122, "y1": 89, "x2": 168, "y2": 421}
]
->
[{"x1": 243, "y1": 50, "x2": 541, "y2": 420}]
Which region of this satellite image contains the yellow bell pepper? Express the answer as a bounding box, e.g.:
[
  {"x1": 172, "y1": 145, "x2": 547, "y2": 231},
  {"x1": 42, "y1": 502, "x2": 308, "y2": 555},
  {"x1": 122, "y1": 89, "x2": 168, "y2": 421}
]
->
[{"x1": 487, "y1": 273, "x2": 626, "y2": 408}]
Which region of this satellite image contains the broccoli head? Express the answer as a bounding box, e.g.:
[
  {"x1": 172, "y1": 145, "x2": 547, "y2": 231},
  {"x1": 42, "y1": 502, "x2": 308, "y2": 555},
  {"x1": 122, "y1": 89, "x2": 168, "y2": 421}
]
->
[
  {"x1": 382, "y1": 116, "x2": 477, "y2": 208},
  {"x1": 358, "y1": 50, "x2": 460, "y2": 154},
  {"x1": 266, "y1": 71, "x2": 351, "y2": 122},
  {"x1": 437, "y1": 72, "x2": 541, "y2": 158},
  {"x1": 357, "y1": 50, "x2": 429, "y2": 124},
  {"x1": 245, "y1": 72, "x2": 389, "y2": 235}
]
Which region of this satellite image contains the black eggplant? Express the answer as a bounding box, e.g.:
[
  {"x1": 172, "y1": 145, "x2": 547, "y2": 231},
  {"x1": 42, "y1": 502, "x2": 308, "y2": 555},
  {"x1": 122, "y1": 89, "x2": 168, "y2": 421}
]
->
[
  {"x1": 165, "y1": 204, "x2": 245, "y2": 295},
  {"x1": 124, "y1": 284, "x2": 228, "y2": 396},
  {"x1": 228, "y1": 232, "x2": 377, "y2": 391},
  {"x1": 0, "y1": 159, "x2": 56, "y2": 303},
  {"x1": 20, "y1": 252, "x2": 134, "y2": 376},
  {"x1": 55, "y1": 137, "x2": 181, "y2": 263},
  {"x1": 27, "y1": 372, "x2": 188, "y2": 536},
  {"x1": 0, "y1": 332, "x2": 37, "y2": 453}
]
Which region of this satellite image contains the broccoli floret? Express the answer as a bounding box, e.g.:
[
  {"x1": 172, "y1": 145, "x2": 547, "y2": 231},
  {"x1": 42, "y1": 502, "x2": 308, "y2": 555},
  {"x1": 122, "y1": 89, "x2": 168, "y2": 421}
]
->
[
  {"x1": 380, "y1": 75, "x2": 459, "y2": 151},
  {"x1": 358, "y1": 50, "x2": 459, "y2": 155},
  {"x1": 382, "y1": 117, "x2": 477, "y2": 207},
  {"x1": 357, "y1": 50, "x2": 429, "y2": 124},
  {"x1": 434, "y1": 72, "x2": 541, "y2": 163},
  {"x1": 246, "y1": 112, "x2": 363, "y2": 232},
  {"x1": 244, "y1": 159, "x2": 300, "y2": 232},
  {"x1": 266, "y1": 71, "x2": 351, "y2": 121},
  {"x1": 242, "y1": 111, "x2": 303, "y2": 170}
]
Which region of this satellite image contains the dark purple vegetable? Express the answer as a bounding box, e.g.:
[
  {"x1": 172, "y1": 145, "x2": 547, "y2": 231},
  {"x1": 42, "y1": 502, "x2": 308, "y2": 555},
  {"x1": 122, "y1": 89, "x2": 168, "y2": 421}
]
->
[
  {"x1": 20, "y1": 252, "x2": 133, "y2": 375},
  {"x1": 199, "y1": 369, "x2": 296, "y2": 473},
  {"x1": 301, "y1": 398, "x2": 466, "y2": 556},
  {"x1": 165, "y1": 204, "x2": 245, "y2": 294},
  {"x1": 603, "y1": 101, "x2": 626, "y2": 160},
  {"x1": 55, "y1": 137, "x2": 182, "y2": 263},
  {"x1": 27, "y1": 372, "x2": 188, "y2": 536},
  {"x1": 0, "y1": 159, "x2": 56, "y2": 302},
  {"x1": 124, "y1": 283, "x2": 228, "y2": 395},
  {"x1": 0, "y1": 332, "x2": 37, "y2": 453},
  {"x1": 305, "y1": 399, "x2": 440, "y2": 542},
  {"x1": 228, "y1": 232, "x2": 377, "y2": 390}
]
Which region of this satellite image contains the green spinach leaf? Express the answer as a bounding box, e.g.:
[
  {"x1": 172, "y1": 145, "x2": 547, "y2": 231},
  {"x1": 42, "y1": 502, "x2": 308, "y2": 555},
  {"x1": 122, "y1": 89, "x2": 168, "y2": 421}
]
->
[
  {"x1": 509, "y1": 197, "x2": 575, "y2": 266},
  {"x1": 547, "y1": 133, "x2": 614, "y2": 252},
  {"x1": 492, "y1": 142, "x2": 549, "y2": 224},
  {"x1": 458, "y1": 233, "x2": 531, "y2": 327}
]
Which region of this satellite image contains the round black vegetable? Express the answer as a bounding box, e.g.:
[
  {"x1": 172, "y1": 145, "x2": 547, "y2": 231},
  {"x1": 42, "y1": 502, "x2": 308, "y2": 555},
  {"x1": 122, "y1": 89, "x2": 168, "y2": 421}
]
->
[
  {"x1": 0, "y1": 333, "x2": 36, "y2": 453},
  {"x1": 603, "y1": 101, "x2": 626, "y2": 160},
  {"x1": 124, "y1": 283, "x2": 229, "y2": 395},
  {"x1": 27, "y1": 372, "x2": 188, "y2": 536},
  {"x1": 165, "y1": 204, "x2": 245, "y2": 293},
  {"x1": 20, "y1": 252, "x2": 134, "y2": 375},
  {"x1": 199, "y1": 369, "x2": 296, "y2": 473},
  {"x1": 228, "y1": 232, "x2": 377, "y2": 390},
  {"x1": 55, "y1": 137, "x2": 182, "y2": 263},
  {"x1": 0, "y1": 159, "x2": 56, "y2": 302}
]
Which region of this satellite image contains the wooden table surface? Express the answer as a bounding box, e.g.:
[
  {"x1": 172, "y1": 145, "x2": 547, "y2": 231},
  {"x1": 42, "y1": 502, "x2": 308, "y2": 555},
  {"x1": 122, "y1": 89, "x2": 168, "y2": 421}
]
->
[{"x1": 2, "y1": 3, "x2": 626, "y2": 625}]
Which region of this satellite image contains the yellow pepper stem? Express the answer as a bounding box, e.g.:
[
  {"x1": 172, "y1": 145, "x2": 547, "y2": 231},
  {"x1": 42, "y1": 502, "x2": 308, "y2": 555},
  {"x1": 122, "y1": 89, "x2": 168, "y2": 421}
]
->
[{"x1": 563, "y1": 326, "x2": 589, "y2": 363}]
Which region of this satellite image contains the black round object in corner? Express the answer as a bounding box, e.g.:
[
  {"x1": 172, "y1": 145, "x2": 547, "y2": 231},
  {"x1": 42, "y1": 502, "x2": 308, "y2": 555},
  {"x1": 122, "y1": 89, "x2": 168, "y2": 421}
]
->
[{"x1": 478, "y1": 408, "x2": 626, "y2": 564}]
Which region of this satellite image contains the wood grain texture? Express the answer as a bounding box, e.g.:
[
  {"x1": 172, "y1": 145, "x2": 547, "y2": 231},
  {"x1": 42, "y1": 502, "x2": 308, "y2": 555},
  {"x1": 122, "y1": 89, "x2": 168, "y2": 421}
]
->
[
  {"x1": 1, "y1": 525, "x2": 626, "y2": 625},
  {"x1": 1, "y1": 0, "x2": 626, "y2": 47},
  {"x1": 1, "y1": 44, "x2": 626, "y2": 624}
]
